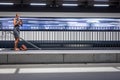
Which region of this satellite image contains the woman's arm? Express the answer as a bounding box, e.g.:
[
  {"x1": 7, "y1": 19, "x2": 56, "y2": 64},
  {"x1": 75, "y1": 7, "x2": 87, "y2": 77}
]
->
[
  {"x1": 19, "y1": 19, "x2": 23, "y2": 26},
  {"x1": 13, "y1": 18, "x2": 21, "y2": 26}
]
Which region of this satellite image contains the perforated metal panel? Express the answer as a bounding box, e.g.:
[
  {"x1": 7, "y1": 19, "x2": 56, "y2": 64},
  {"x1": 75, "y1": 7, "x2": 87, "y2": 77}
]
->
[{"x1": 0, "y1": 30, "x2": 120, "y2": 49}]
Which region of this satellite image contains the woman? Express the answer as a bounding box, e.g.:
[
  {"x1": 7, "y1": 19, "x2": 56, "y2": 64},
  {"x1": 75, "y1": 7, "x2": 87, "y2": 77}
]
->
[{"x1": 13, "y1": 13, "x2": 23, "y2": 51}]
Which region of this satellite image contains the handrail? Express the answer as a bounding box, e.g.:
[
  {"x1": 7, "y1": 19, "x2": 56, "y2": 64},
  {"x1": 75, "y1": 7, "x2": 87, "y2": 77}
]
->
[{"x1": 1, "y1": 30, "x2": 41, "y2": 50}]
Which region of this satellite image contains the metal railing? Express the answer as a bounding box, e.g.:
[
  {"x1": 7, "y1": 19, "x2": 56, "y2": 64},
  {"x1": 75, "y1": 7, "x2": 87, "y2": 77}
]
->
[{"x1": 0, "y1": 27, "x2": 120, "y2": 49}]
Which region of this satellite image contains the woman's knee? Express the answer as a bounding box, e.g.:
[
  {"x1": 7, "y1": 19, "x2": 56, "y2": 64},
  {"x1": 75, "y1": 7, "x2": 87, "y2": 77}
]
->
[{"x1": 15, "y1": 38, "x2": 19, "y2": 43}]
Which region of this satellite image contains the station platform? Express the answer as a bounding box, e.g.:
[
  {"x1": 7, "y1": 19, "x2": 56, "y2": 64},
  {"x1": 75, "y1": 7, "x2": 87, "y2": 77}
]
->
[{"x1": 0, "y1": 63, "x2": 120, "y2": 80}]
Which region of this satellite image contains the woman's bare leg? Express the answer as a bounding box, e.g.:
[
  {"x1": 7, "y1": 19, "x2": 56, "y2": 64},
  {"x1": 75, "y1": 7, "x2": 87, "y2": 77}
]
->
[{"x1": 14, "y1": 38, "x2": 19, "y2": 50}]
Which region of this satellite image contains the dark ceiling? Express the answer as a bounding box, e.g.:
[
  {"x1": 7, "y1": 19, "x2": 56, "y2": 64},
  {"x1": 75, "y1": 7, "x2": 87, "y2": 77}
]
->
[{"x1": 0, "y1": 0, "x2": 119, "y2": 12}]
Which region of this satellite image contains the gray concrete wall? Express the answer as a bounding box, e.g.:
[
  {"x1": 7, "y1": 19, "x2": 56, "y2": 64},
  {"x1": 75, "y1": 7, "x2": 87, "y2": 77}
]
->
[
  {"x1": 0, "y1": 53, "x2": 120, "y2": 64},
  {"x1": 8, "y1": 54, "x2": 63, "y2": 64},
  {"x1": 0, "y1": 54, "x2": 7, "y2": 64}
]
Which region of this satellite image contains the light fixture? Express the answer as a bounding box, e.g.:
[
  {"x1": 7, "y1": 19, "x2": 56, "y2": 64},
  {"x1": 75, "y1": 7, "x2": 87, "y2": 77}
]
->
[
  {"x1": 94, "y1": 4, "x2": 109, "y2": 7},
  {"x1": 0, "y1": 3, "x2": 14, "y2": 5},
  {"x1": 30, "y1": 3, "x2": 46, "y2": 6},
  {"x1": 62, "y1": 4, "x2": 78, "y2": 6}
]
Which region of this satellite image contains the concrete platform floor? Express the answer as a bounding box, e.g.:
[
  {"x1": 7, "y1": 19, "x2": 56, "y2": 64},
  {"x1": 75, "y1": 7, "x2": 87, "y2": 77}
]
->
[
  {"x1": 0, "y1": 63, "x2": 120, "y2": 80},
  {"x1": 0, "y1": 50, "x2": 120, "y2": 54}
]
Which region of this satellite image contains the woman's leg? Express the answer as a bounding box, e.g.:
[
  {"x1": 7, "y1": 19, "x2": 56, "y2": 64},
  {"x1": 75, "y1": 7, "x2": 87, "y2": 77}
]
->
[{"x1": 14, "y1": 37, "x2": 19, "y2": 50}]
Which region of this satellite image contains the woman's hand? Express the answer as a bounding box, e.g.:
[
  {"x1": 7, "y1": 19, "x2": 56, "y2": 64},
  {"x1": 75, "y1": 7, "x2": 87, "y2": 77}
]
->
[{"x1": 19, "y1": 20, "x2": 23, "y2": 25}]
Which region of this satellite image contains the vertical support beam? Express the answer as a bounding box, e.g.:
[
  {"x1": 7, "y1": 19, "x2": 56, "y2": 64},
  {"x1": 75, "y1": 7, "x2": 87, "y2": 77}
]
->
[{"x1": 46, "y1": 0, "x2": 62, "y2": 7}]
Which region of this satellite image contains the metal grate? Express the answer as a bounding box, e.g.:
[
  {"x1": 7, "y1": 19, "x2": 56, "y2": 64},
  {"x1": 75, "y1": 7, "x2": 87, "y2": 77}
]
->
[{"x1": 0, "y1": 30, "x2": 120, "y2": 50}]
